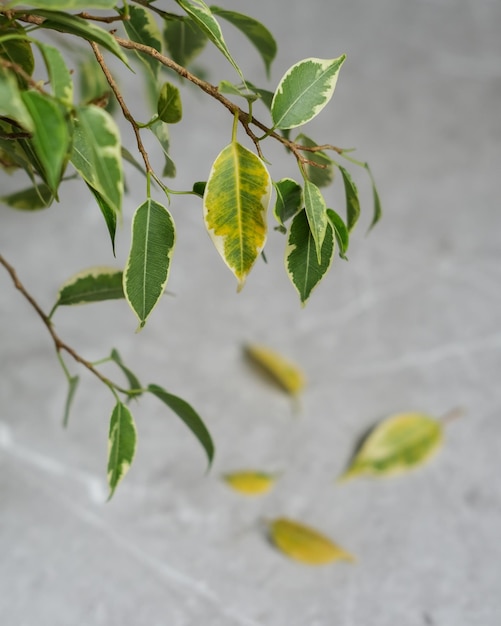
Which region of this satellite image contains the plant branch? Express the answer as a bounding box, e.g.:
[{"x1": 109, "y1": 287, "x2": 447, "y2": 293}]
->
[{"x1": 0, "y1": 253, "x2": 129, "y2": 394}]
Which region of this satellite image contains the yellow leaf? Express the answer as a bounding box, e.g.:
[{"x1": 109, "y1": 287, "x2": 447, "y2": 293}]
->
[
  {"x1": 244, "y1": 344, "x2": 305, "y2": 395},
  {"x1": 339, "y1": 411, "x2": 443, "y2": 481},
  {"x1": 223, "y1": 470, "x2": 277, "y2": 495},
  {"x1": 269, "y1": 517, "x2": 355, "y2": 565}
]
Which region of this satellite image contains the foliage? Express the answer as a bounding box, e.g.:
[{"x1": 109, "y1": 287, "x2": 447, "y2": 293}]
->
[{"x1": 0, "y1": 0, "x2": 381, "y2": 498}]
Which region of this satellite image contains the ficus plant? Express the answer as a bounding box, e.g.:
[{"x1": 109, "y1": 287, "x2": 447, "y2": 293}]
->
[{"x1": 0, "y1": 0, "x2": 382, "y2": 499}]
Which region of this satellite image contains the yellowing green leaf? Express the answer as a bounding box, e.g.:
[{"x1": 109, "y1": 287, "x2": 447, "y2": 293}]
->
[
  {"x1": 269, "y1": 518, "x2": 355, "y2": 565},
  {"x1": 339, "y1": 412, "x2": 444, "y2": 481},
  {"x1": 203, "y1": 142, "x2": 271, "y2": 290},
  {"x1": 223, "y1": 470, "x2": 277, "y2": 495},
  {"x1": 244, "y1": 344, "x2": 305, "y2": 395}
]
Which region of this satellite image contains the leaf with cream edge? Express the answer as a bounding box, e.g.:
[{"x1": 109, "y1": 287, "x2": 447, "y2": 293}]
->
[
  {"x1": 304, "y1": 179, "x2": 328, "y2": 263},
  {"x1": 52, "y1": 266, "x2": 124, "y2": 313},
  {"x1": 37, "y1": 42, "x2": 73, "y2": 105},
  {"x1": 269, "y1": 518, "x2": 355, "y2": 565},
  {"x1": 339, "y1": 412, "x2": 444, "y2": 482},
  {"x1": 244, "y1": 343, "x2": 305, "y2": 396},
  {"x1": 107, "y1": 401, "x2": 137, "y2": 499},
  {"x1": 271, "y1": 55, "x2": 346, "y2": 130},
  {"x1": 123, "y1": 199, "x2": 176, "y2": 329},
  {"x1": 203, "y1": 141, "x2": 271, "y2": 290},
  {"x1": 223, "y1": 470, "x2": 277, "y2": 495}
]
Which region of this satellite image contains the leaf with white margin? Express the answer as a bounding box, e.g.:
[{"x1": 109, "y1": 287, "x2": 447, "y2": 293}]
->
[
  {"x1": 107, "y1": 401, "x2": 137, "y2": 499},
  {"x1": 304, "y1": 179, "x2": 328, "y2": 263},
  {"x1": 52, "y1": 266, "x2": 124, "y2": 312},
  {"x1": 271, "y1": 55, "x2": 345, "y2": 130},
  {"x1": 37, "y1": 42, "x2": 73, "y2": 104}
]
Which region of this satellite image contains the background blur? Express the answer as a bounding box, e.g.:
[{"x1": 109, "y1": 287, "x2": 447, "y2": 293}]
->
[{"x1": 1, "y1": 0, "x2": 500, "y2": 624}]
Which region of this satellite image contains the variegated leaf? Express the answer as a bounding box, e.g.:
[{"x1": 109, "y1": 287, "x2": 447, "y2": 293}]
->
[{"x1": 107, "y1": 401, "x2": 137, "y2": 499}]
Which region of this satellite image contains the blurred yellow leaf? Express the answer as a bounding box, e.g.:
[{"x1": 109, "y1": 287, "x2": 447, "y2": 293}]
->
[
  {"x1": 339, "y1": 411, "x2": 443, "y2": 481},
  {"x1": 244, "y1": 344, "x2": 305, "y2": 395},
  {"x1": 223, "y1": 470, "x2": 277, "y2": 495},
  {"x1": 269, "y1": 517, "x2": 355, "y2": 565}
]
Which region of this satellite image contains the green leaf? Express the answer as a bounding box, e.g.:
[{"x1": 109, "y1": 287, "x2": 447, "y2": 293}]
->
[
  {"x1": 175, "y1": 0, "x2": 245, "y2": 81},
  {"x1": 120, "y1": 5, "x2": 162, "y2": 80},
  {"x1": 1, "y1": 183, "x2": 53, "y2": 210},
  {"x1": 32, "y1": 10, "x2": 130, "y2": 67},
  {"x1": 0, "y1": 66, "x2": 34, "y2": 131},
  {"x1": 149, "y1": 120, "x2": 176, "y2": 177},
  {"x1": 303, "y1": 179, "x2": 328, "y2": 263},
  {"x1": 269, "y1": 518, "x2": 355, "y2": 565},
  {"x1": 273, "y1": 178, "x2": 302, "y2": 226},
  {"x1": 53, "y1": 267, "x2": 124, "y2": 309},
  {"x1": 271, "y1": 55, "x2": 346, "y2": 130},
  {"x1": 217, "y1": 80, "x2": 259, "y2": 102},
  {"x1": 71, "y1": 104, "x2": 123, "y2": 216},
  {"x1": 203, "y1": 141, "x2": 271, "y2": 290},
  {"x1": 62, "y1": 375, "x2": 79, "y2": 428},
  {"x1": 366, "y1": 163, "x2": 382, "y2": 230},
  {"x1": 163, "y1": 16, "x2": 208, "y2": 67},
  {"x1": 110, "y1": 349, "x2": 142, "y2": 397},
  {"x1": 0, "y1": 18, "x2": 34, "y2": 88},
  {"x1": 210, "y1": 6, "x2": 277, "y2": 78},
  {"x1": 285, "y1": 209, "x2": 334, "y2": 306},
  {"x1": 123, "y1": 199, "x2": 176, "y2": 329},
  {"x1": 36, "y1": 42, "x2": 73, "y2": 105},
  {"x1": 326, "y1": 208, "x2": 349, "y2": 259},
  {"x1": 339, "y1": 412, "x2": 443, "y2": 482},
  {"x1": 338, "y1": 165, "x2": 360, "y2": 232},
  {"x1": 86, "y1": 184, "x2": 117, "y2": 255},
  {"x1": 296, "y1": 134, "x2": 334, "y2": 188},
  {"x1": 148, "y1": 384, "x2": 214, "y2": 468},
  {"x1": 157, "y1": 82, "x2": 183, "y2": 124},
  {"x1": 21, "y1": 91, "x2": 70, "y2": 193},
  {"x1": 107, "y1": 401, "x2": 137, "y2": 499},
  {"x1": 192, "y1": 181, "x2": 206, "y2": 197},
  {"x1": 244, "y1": 80, "x2": 274, "y2": 110},
  {"x1": 13, "y1": 0, "x2": 116, "y2": 8}
]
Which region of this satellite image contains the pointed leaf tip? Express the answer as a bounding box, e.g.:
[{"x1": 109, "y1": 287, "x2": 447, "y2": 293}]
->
[
  {"x1": 107, "y1": 401, "x2": 137, "y2": 499},
  {"x1": 245, "y1": 344, "x2": 305, "y2": 395}
]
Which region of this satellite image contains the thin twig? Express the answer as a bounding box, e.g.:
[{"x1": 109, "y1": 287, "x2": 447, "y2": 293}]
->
[{"x1": 76, "y1": 12, "x2": 128, "y2": 24}]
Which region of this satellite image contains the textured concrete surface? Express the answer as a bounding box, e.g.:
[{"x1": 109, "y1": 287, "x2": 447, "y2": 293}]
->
[{"x1": 1, "y1": 0, "x2": 501, "y2": 624}]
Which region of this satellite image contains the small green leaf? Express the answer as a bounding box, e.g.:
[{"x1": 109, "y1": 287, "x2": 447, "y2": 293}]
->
[
  {"x1": 110, "y1": 349, "x2": 142, "y2": 397},
  {"x1": 271, "y1": 55, "x2": 346, "y2": 130},
  {"x1": 163, "y1": 16, "x2": 208, "y2": 67},
  {"x1": 326, "y1": 208, "x2": 349, "y2": 259},
  {"x1": 339, "y1": 412, "x2": 443, "y2": 482},
  {"x1": 36, "y1": 42, "x2": 73, "y2": 104},
  {"x1": 245, "y1": 343, "x2": 305, "y2": 396},
  {"x1": 149, "y1": 120, "x2": 176, "y2": 177},
  {"x1": 338, "y1": 165, "x2": 360, "y2": 232},
  {"x1": 210, "y1": 6, "x2": 277, "y2": 78},
  {"x1": 148, "y1": 384, "x2": 214, "y2": 467},
  {"x1": 285, "y1": 209, "x2": 334, "y2": 306},
  {"x1": 217, "y1": 80, "x2": 259, "y2": 102},
  {"x1": 223, "y1": 470, "x2": 277, "y2": 495},
  {"x1": 175, "y1": 0, "x2": 245, "y2": 82},
  {"x1": 192, "y1": 181, "x2": 207, "y2": 197},
  {"x1": 123, "y1": 199, "x2": 176, "y2": 329},
  {"x1": 0, "y1": 66, "x2": 34, "y2": 131},
  {"x1": 366, "y1": 163, "x2": 382, "y2": 230},
  {"x1": 273, "y1": 178, "x2": 302, "y2": 226},
  {"x1": 203, "y1": 141, "x2": 271, "y2": 290},
  {"x1": 157, "y1": 82, "x2": 183, "y2": 124},
  {"x1": 107, "y1": 401, "x2": 137, "y2": 499},
  {"x1": 269, "y1": 518, "x2": 355, "y2": 565},
  {"x1": 71, "y1": 105, "x2": 123, "y2": 216},
  {"x1": 304, "y1": 180, "x2": 328, "y2": 263},
  {"x1": 1, "y1": 183, "x2": 53, "y2": 210},
  {"x1": 296, "y1": 134, "x2": 334, "y2": 188},
  {"x1": 54, "y1": 267, "x2": 124, "y2": 310},
  {"x1": 120, "y1": 5, "x2": 162, "y2": 80},
  {"x1": 21, "y1": 91, "x2": 70, "y2": 193},
  {"x1": 244, "y1": 81, "x2": 274, "y2": 110},
  {"x1": 86, "y1": 184, "x2": 117, "y2": 255},
  {"x1": 63, "y1": 375, "x2": 79, "y2": 428}
]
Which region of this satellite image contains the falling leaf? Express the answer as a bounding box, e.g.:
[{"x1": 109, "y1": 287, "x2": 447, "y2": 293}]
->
[
  {"x1": 244, "y1": 344, "x2": 305, "y2": 396},
  {"x1": 223, "y1": 470, "x2": 277, "y2": 495},
  {"x1": 339, "y1": 411, "x2": 443, "y2": 481},
  {"x1": 268, "y1": 517, "x2": 354, "y2": 565}
]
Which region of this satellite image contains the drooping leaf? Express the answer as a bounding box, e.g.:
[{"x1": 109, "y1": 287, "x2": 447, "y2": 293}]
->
[
  {"x1": 304, "y1": 179, "x2": 328, "y2": 263},
  {"x1": 174, "y1": 0, "x2": 245, "y2": 81},
  {"x1": 86, "y1": 184, "x2": 117, "y2": 255},
  {"x1": 0, "y1": 18, "x2": 34, "y2": 88},
  {"x1": 244, "y1": 80, "x2": 274, "y2": 110},
  {"x1": 53, "y1": 267, "x2": 124, "y2": 312},
  {"x1": 271, "y1": 55, "x2": 346, "y2": 130},
  {"x1": 148, "y1": 384, "x2": 214, "y2": 467},
  {"x1": 338, "y1": 165, "x2": 360, "y2": 232},
  {"x1": 203, "y1": 141, "x2": 271, "y2": 290},
  {"x1": 1, "y1": 183, "x2": 53, "y2": 210},
  {"x1": 269, "y1": 518, "x2": 355, "y2": 565},
  {"x1": 217, "y1": 80, "x2": 259, "y2": 103},
  {"x1": 62, "y1": 375, "x2": 79, "y2": 428},
  {"x1": 285, "y1": 209, "x2": 335, "y2": 305},
  {"x1": 339, "y1": 412, "x2": 444, "y2": 482},
  {"x1": 366, "y1": 163, "x2": 382, "y2": 230},
  {"x1": 32, "y1": 10, "x2": 130, "y2": 67},
  {"x1": 326, "y1": 208, "x2": 349, "y2": 259},
  {"x1": 244, "y1": 343, "x2": 305, "y2": 396},
  {"x1": 110, "y1": 349, "x2": 142, "y2": 398},
  {"x1": 0, "y1": 66, "x2": 34, "y2": 131},
  {"x1": 71, "y1": 104, "x2": 123, "y2": 216},
  {"x1": 14, "y1": 0, "x2": 116, "y2": 8},
  {"x1": 149, "y1": 120, "x2": 176, "y2": 177},
  {"x1": 273, "y1": 178, "x2": 302, "y2": 226},
  {"x1": 210, "y1": 6, "x2": 277, "y2": 78},
  {"x1": 223, "y1": 470, "x2": 277, "y2": 495},
  {"x1": 107, "y1": 401, "x2": 137, "y2": 499},
  {"x1": 163, "y1": 16, "x2": 208, "y2": 67},
  {"x1": 296, "y1": 134, "x2": 334, "y2": 188},
  {"x1": 21, "y1": 91, "x2": 71, "y2": 193},
  {"x1": 120, "y1": 5, "x2": 162, "y2": 80},
  {"x1": 36, "y1": 42, "x2": 73, "y2": 105},
  {"x1": 123, "y1": 199, "x2": 176, "y2": 329},
  {"x1": 157, "y1": 82, "x2": 183, "y2": 124}
]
